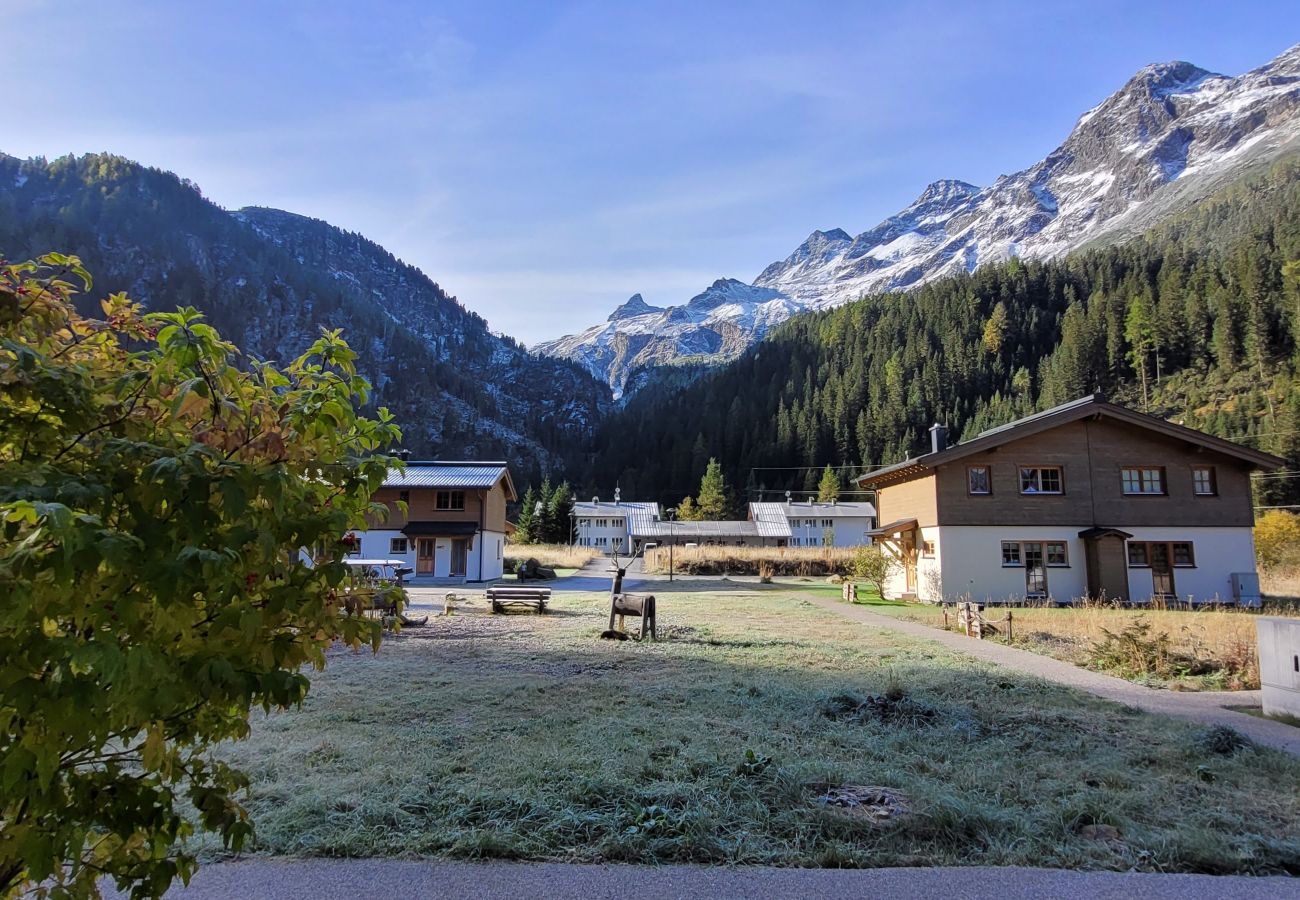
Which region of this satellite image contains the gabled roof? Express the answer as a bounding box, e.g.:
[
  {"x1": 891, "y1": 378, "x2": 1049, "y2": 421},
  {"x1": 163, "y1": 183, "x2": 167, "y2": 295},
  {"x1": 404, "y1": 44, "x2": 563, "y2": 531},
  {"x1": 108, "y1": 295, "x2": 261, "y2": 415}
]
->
[
  {"x1": 383, "y1": 461, "x2": 517, "y2": 500},
  {"x1": 857, "y1": 394, "x2": 1285, "y2": 488},
  {"x1": 748, "y1": 503, "x2": 795, "y2": 538}
]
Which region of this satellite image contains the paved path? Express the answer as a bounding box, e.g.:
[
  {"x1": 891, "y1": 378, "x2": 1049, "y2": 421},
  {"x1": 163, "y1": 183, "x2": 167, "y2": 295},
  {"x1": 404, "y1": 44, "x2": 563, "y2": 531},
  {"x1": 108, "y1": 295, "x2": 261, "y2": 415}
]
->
[
  {"x1": 117, "y1": 859, "x2": 1300, "y2": 899},
  {"x1": 803, "y1": 594, "x2": 1300, "y2": 755}
]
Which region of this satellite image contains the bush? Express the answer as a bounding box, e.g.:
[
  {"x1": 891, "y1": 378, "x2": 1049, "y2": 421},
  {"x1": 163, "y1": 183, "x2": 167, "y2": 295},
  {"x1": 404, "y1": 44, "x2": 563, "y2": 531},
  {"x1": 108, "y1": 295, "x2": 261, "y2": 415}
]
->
[
  {"x1": 1257, "y1": 510, "x2": 1300, "y2": 571},
  {"x1": 0, "y1": 255, "x2": 400, "y2": 897}
]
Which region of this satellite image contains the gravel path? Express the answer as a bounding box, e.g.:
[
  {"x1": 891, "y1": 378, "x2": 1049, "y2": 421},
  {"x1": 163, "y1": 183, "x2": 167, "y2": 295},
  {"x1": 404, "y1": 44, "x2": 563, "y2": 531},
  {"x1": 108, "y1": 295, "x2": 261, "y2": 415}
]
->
[
  {"x1": 803, "y1": 594, "x2": 1300, "y2": 755},
  {"x1": 113, "y1": 859, "x2": 1300, "y2": 899}
]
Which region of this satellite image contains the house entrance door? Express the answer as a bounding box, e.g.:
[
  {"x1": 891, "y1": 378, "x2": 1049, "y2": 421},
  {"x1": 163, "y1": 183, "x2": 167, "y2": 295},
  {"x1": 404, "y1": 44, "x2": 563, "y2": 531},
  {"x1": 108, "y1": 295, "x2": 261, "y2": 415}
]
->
[
  {"x1": 450, "y1": 539, "x2": 468, "y2": 577},
  {"x1": 417, "y1": 538, "x2": 436, "y2": 575},
  {"x1": 1023, "y1": 541, "x2": 1048, "y2": 599},
  {"x1": 1150, "y1": 543, "x2": 1175, "y2": 598}
]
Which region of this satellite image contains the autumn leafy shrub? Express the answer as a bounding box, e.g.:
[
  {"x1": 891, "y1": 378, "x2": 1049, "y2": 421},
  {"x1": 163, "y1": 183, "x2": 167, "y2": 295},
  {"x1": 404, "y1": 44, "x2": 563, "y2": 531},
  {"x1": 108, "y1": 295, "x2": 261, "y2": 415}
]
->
[{"x1": 0, "y1": 254, "x2": 400, "y2": 897}]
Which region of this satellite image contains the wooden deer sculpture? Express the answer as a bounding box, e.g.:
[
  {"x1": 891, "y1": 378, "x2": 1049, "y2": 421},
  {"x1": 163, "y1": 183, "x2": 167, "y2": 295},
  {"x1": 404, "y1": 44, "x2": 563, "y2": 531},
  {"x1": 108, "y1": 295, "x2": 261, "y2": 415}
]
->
[{"x1": 602, "y1": 549, "x2": 657, "y2": 641}]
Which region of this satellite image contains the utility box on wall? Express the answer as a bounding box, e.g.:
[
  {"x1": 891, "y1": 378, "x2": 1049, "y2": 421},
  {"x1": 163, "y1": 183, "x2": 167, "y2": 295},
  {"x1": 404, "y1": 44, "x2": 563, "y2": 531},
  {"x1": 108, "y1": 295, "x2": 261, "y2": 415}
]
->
[
  {"x1": 1231, "y1": 572, "x2": 1262, "y2": 608},
  {"x1": 1257, "y1": 616, "x2": 1300, "y2": 718}
]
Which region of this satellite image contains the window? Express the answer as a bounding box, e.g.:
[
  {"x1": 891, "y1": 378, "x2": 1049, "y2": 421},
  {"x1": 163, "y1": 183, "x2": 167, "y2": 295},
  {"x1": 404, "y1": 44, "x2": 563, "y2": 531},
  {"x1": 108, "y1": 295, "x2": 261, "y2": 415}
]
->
[
  {"x1": 1003, "y1": 540, "x2": 1069, "y2": 568},
  {"x1": 1001, "y1": 541, "x2": 1022, "y2": 566},
  {"x1": 822, "y1": 519, "x2": 834, "y2": 528},
  {"x1": 968, "y1": 465, "x2": 991, "y2": 495},
  {"x1": 595, "y1": 537, "x2": 608, "y2": 547},
  {"x1": 399, "y1": 490, "x2": 410, "y2": 504},
  {"x1": 1127, "y1": 541, "x2": 1196, "y2": 568},
  {"x1": 1127, "y1": 543, "x2": 1149, "y2": 566},
  {"x1": 1192, "y1": 466, "x2": 1217, "y2": 496},
  {"x1": 390, "y1": 537, "x2": 408, "y2": 554},
  {"x1": 1045, "y1": 541, "x2": 1068, "y2": 566},
  {"x1": 922, "y1": 540, "x2": 935, "y2": 558},
  {"x1": 436, "y1": 490, "x2": 465, "y2": 510},
  {"x1": 1019, "y1": 466, "x2": 1062, "y2": 494},
  {"x1": 1121, "y1": 467, "x2": 1165, "y2": 495}
]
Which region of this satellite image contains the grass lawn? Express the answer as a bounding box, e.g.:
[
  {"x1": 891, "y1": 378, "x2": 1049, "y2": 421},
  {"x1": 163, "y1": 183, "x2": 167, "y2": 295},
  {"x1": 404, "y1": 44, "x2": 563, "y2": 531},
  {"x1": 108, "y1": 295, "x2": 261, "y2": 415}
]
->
[{"x1": 212, "y1": 584, "x2": 1300, "y2": 873}]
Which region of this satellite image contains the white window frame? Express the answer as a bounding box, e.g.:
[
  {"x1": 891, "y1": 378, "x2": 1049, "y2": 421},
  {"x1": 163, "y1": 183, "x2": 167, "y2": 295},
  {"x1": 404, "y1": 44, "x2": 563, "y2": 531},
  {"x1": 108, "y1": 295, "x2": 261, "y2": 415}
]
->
[
  {"x1": 1018, "y1": 466, "x2": 1063, "y2": 495},
  {"x1": 1121, "y1": 466, "x2": 1165, "y2": 495}
]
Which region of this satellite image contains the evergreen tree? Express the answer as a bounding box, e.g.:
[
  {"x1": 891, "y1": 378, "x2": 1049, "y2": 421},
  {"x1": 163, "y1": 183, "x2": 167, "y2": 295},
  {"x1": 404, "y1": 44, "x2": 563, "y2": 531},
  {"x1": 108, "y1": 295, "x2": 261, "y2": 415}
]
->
[
  {"x1": 515, "y1": 486, "x2": 539, "y2": 544},
  {"x1": 817, "y1": 464, "x2": 841, "y2": 501},
  {"x1": 696, "y1": 458, "x2": 731, "y2": 520},
  {"x1": 543, "y1": 481, "x2": 574, "y2": 543}
]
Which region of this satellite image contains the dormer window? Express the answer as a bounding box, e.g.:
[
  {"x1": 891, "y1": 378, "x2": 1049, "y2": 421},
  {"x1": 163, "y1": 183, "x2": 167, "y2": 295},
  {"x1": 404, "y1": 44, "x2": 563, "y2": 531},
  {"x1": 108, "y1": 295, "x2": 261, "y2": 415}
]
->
[{"x1": 1019, "y1": 466, "x2": 1062, "y2": 494}]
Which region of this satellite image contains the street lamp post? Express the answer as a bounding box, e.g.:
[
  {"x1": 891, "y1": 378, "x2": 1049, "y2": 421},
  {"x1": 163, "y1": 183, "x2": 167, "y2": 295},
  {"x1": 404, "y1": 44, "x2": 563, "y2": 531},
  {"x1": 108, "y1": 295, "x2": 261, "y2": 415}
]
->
[{"x1": 666, "y1": 507, "x2": 677, "y2": 582}]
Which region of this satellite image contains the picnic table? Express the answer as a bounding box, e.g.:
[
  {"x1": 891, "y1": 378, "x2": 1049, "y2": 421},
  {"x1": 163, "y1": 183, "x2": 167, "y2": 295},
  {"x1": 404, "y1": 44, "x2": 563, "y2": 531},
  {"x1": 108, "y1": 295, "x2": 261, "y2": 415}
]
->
[{"x1": 485, "y1": 585, "x2": 551, "y2": 614}]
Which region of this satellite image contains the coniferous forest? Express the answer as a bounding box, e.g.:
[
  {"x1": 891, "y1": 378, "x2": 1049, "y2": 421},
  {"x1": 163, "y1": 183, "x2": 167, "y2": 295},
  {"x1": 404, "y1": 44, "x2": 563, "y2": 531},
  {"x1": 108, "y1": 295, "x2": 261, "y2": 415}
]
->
[{"x1": 583, "y1": 154, "x2": 1300, "y2": 508}]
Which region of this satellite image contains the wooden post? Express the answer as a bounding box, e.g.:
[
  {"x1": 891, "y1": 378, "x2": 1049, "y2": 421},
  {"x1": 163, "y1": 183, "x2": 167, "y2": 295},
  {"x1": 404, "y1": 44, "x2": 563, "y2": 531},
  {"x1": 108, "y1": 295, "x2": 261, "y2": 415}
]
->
[{"x1": 1005, "y1": 610, "x2": 1013, "y2": 643}]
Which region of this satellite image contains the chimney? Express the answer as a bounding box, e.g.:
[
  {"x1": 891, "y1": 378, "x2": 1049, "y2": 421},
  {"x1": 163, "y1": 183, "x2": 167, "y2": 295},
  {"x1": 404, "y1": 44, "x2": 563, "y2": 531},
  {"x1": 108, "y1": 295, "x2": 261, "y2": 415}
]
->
[
  {"x1": 614, "y1": 487, "x2": 621, "y2": 506},
  {"x1": 397, "y1": 449, "x2": 412, "y2": 462},
  {"x1": 929, "y1": 423, "x2": 948, "y2": 454}
]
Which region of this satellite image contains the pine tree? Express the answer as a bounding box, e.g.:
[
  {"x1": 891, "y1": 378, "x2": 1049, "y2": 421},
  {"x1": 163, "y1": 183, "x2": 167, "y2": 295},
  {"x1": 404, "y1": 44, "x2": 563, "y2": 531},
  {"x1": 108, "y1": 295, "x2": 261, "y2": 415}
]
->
[
  {"x1": 696, "y1": 458, "x2": 730, "y2": 519},
  {"x1": 817, "y1": 464, "x2": 841, "y2": 502},
  {"x1": 1125, "y1": 293, "x2": 1157, "y2": 409},
  {"x1": 515, "y1": 486, "x2": 539, "y2": 544},
  {"x1": 676, "y1": 496, "x2": 699, "y2": 520},
  {"x1": 543, "y1": 481, "x2": 574, "y2": 543}
]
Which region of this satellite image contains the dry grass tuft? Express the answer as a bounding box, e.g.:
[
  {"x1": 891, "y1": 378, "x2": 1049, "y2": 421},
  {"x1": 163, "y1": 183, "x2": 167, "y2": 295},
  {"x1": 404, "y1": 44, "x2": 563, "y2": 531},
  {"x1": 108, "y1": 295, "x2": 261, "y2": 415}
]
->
[
  {"x1": 888, "y1": 602, "x2": 1276, "y2": 690},
  {"x1": 504, "y1": 543, "x2": 596, "y2": 570},
  {"x1": 644, "y1": 545, "x2": 858, "y2": 576}
]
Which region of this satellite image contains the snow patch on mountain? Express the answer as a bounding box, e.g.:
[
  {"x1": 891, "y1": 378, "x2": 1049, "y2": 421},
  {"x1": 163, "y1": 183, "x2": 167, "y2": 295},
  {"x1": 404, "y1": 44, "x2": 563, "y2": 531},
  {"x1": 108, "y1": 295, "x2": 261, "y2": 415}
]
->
[{"x1": 538, "y1": 43, "x2": 1300, "y2": 393}]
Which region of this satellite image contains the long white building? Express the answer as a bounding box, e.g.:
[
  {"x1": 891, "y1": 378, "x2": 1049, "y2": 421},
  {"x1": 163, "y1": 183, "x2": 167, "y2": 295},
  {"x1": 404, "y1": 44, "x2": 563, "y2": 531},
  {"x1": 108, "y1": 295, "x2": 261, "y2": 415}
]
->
[{"x1": 572, "y1": 497, "x2": 876, "y2": 553}]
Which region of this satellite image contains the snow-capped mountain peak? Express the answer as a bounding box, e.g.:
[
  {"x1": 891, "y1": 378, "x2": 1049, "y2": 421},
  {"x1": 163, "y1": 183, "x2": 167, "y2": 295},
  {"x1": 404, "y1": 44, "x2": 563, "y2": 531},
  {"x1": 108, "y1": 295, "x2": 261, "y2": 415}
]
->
[
  {"x1": 539, "y1": 42, "x2": 1300, "y2": 393},
  {"x1": 608, "y1": 293, "x2": 664, "y2": 321}
]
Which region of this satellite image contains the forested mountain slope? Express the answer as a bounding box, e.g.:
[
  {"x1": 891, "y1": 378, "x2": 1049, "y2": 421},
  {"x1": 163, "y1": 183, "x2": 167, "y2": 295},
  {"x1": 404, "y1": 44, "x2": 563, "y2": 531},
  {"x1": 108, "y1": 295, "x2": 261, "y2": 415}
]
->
[
  {"x1": 585, "y1": 153, "x2": 1300, "y2": 506},
  {"x1": 0, "y1": 153, "x2": 611, "y2": 483}
]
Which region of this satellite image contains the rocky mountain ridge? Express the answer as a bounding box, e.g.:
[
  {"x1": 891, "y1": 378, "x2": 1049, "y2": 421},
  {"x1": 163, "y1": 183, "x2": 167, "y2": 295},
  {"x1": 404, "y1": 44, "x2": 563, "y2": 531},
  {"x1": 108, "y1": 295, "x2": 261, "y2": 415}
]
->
[
  {"x1": 0, "y1": 153, "x2": 611, "y2": 480},
  {"x1": 539, "y1": 42, "x2": 1300, "y2": 394}
]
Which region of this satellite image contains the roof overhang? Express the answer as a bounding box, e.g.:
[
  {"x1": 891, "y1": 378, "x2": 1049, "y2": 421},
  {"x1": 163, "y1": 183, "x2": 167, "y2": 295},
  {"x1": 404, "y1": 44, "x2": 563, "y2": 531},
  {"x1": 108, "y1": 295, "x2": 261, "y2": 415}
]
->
[
  {"x1": 1078, "y1": 527, "x2": 1134, "y2": 541},
  {"x1": 856, "y1": 396, "x2": 1286, "y2": 488},
  {"x1": 401, "y1": 520, "x2": 479, "y2": 536},
  {"x1": 867, "y1": 518, "x2": 919, "y2": 537}
]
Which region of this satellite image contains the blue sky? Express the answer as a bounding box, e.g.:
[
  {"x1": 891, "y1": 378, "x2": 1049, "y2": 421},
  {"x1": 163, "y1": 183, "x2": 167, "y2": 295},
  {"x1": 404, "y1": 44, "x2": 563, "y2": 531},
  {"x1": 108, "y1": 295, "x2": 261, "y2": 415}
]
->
[{"x1": 3, "y1": 1, "x2": 1294, "y2": 341}]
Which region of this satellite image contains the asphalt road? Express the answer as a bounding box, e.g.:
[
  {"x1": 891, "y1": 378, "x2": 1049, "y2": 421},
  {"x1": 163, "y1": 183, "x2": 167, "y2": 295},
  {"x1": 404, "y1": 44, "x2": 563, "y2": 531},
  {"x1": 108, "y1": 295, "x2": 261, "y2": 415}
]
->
[{"x1": 110, "y1": 859, "x2": 1300, "y2": 899}]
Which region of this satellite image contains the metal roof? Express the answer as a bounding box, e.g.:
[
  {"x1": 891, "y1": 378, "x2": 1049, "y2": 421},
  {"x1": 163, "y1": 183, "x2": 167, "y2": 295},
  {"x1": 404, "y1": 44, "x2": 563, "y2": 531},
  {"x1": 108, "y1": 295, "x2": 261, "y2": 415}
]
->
[
  {"x1": 748, "y1": 503, "x2": 794, "y2": 538},
  {"x1": 625, "y1": 505, "x2": 663, "y2": 538},
  {"x1": 382, "y1": 462, "x2": 510, "y2": 491},
  {"x1": 573, "y1": 501, "x2": 659, "y2": 518},
  {"x1": 637, "y1": 520, "x2": 763, "y2": 539},
  {"x1": 768, "y1": 501, "x2": 876, "y2": 520}
]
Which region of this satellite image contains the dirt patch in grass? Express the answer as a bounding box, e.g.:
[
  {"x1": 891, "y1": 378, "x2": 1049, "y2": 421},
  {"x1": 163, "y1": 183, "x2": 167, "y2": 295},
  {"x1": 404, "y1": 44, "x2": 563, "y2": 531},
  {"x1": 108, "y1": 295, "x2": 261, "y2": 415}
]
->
[
  {"x1": 210, "y1": 588, "x2": 1300, "y2": 874},
  {"x1": 818, "y1": 690, "x2": 939, "y2": 728}
]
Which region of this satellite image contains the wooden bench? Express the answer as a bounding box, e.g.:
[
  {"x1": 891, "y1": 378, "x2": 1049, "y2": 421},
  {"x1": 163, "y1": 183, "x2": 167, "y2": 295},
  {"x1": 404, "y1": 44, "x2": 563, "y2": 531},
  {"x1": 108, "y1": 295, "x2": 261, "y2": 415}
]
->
[{"x1": 486, "y1": 586, "x2": 552, "y2": 614}]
